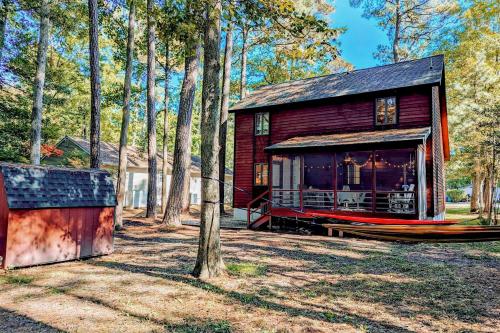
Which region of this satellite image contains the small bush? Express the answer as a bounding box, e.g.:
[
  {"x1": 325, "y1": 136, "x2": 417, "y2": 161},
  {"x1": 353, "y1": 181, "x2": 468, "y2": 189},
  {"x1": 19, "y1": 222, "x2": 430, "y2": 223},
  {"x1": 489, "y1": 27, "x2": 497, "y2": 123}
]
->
[{"x1": 447, "y1": 189, "x2": 466, "y2": 202}]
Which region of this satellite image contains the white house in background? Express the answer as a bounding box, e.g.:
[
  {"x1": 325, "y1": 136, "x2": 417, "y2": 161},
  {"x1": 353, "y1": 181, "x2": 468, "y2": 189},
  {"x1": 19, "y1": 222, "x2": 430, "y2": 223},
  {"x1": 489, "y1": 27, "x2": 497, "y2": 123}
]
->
[{"x1": 42, "y1": 136, "x2": 233, "y2": 208}]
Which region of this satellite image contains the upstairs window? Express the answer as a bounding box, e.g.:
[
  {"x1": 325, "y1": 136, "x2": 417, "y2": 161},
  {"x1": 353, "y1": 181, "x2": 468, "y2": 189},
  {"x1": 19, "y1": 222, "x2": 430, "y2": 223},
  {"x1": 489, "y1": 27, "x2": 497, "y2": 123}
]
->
[
  {"x1": 375, "y1": 97, "x2": 397, "y2": 126},
  {"x1": 254, "y1": 163, "x2": 269, "y2": 186},
  {"x1": 255, "y1": 112, "x2": 269, "y2": 135}
]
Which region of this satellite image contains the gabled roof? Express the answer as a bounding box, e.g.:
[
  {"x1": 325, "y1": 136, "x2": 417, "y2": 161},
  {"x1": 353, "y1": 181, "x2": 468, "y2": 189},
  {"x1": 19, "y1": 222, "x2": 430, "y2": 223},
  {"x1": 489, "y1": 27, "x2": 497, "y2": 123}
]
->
[
  {"x1": 0, "y1": 163, "x2": 116, "y2": 209},
  {"x1": 265, "y1": 127, "x2": 431, "y2": 151},
  {"x1": 65, "y1": 136, "x2": 177, "y2": 170},
  {"x1": 53, "y1": 137, "x2": 233, "y2": 175},
  {"x1": 230, "y1": 55, "x2": 444, "y2": 111}
]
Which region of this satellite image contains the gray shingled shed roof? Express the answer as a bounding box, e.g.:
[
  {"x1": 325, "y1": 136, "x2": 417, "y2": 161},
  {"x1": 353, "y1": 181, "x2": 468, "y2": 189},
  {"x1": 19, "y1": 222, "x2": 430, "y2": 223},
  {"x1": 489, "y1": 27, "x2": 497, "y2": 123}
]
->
[
  {"x1": 265, "y1": 127, "x2": 431, "y2": 151},
  {"x1": 0, "y1": 163, "x2": 116, "y2": 209},
  {"x1": 230, "y1": 55, "x2": 444, "y2": 111}
]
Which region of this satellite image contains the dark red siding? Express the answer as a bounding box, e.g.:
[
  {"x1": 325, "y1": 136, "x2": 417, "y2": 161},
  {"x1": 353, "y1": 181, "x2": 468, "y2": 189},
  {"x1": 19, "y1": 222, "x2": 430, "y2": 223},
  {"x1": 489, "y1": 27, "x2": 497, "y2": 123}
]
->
[
  {"x1": 1, "y1": 207, "x2": 114, "y2": 268},
  {"x1": 234, "y1": 113, "x2": 254, "y2": 207},
  {"x1": 233, "y1": 87, "x2": 434, "y2": 208}
]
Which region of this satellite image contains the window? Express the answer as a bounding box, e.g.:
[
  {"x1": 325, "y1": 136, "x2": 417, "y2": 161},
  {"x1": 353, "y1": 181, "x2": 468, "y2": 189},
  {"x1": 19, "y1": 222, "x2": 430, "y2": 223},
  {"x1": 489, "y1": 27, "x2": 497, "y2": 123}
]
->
[
  {"x1": 255, "y1": 112, "x2": 269, "y2": 135},
  {"x1": 375, "y1": 97, "x2": 397, "y2": 126},
  {"x1": 346, "y1": 164, "x2": 361, "y2": 185},
  {"x1": 254, "y1": 163, "x2": 269, "y2": 186}
]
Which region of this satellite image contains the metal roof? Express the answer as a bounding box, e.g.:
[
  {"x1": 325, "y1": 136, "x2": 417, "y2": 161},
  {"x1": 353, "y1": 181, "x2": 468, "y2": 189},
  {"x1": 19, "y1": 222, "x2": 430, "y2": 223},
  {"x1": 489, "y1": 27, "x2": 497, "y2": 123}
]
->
[
  {"x1": 230, "y1": 55, "x2": 444, "y2": 111},
  {"x1": 265, "y1": 127, "x2": 431, "y2": 151},
  {"x1": 0, "y1": 163, "x2": 116, "y2": 209}
]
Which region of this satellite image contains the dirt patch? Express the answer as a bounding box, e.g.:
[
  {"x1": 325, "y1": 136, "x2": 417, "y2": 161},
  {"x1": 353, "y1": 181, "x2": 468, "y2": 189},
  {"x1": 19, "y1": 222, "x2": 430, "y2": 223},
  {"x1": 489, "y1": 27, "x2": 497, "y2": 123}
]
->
[{"x1": 1, "y1": 214, "x2": 499, "y2": 332}]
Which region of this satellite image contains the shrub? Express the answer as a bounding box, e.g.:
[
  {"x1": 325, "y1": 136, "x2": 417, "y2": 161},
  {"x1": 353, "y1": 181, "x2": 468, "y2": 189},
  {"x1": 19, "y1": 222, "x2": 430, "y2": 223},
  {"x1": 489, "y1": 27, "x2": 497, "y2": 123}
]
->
[{"x1": 447, "y1": 189, "x2": 466, "y2": 202}]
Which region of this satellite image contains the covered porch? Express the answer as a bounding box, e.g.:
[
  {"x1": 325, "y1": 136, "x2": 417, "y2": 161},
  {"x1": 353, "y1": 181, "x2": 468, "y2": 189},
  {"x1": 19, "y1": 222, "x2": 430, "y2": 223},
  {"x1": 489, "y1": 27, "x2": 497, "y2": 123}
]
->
[{"x1": 266, "y1": 127, "x2": 430, "y2": 218}]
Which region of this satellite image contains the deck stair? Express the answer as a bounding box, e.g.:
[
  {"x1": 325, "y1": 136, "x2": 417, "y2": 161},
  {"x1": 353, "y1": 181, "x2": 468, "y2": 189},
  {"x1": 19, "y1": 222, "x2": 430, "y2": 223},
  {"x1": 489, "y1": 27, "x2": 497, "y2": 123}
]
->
[{"x1": 247, "y1": 190, "x2": 271, "y2": 230}]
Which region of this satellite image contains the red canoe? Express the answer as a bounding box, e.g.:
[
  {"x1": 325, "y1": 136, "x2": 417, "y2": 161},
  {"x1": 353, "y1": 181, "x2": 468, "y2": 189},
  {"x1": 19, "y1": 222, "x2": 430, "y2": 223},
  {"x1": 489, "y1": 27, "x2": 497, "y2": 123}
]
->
[{"x1": 309, "y1": 211, "x2": 458, "y2": 225}]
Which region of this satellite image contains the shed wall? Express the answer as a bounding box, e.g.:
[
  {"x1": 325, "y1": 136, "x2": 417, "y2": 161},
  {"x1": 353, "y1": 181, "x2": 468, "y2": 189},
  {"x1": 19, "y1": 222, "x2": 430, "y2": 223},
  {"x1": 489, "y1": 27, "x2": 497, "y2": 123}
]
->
[{"x1": 3, "y1": 207, "x2": 114, "y2": 268}]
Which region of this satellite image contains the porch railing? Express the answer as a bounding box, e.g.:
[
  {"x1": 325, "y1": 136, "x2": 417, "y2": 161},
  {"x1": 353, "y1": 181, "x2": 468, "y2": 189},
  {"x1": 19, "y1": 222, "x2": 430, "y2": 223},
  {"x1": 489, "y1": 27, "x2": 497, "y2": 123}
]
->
[
  {"x1": 269, "y1": 189, "x2": 415, "y2": 215},
  {"x1": 247, "y1": 190, "x2": 270, "y2": 225},
  {"x1": 303, "y1": 190, "x2": 335, "y2": 210},
  {"x1": 337, "y1": 190, "x2": 373, "y2": 212},
  {"x1": 376, "y1": 191, "x2": 416, "y2": 214},
  {"x1": 272, "y1": 189, "x2": 300, "y2": 208}
]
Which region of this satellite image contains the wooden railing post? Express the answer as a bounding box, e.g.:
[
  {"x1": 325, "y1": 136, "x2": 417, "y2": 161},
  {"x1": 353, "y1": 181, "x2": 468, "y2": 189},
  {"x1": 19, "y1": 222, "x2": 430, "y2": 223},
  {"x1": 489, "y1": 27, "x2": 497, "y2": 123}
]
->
[{"x1": 246, "y1": 189, "x2": 269, "y2": 225}]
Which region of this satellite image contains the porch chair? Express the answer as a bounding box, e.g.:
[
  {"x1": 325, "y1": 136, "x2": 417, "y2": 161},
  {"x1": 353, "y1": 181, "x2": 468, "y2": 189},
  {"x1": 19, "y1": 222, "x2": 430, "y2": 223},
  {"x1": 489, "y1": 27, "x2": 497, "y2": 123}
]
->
[{"x1": 389, "y1": 184, "x2": 415, "y2": 213}]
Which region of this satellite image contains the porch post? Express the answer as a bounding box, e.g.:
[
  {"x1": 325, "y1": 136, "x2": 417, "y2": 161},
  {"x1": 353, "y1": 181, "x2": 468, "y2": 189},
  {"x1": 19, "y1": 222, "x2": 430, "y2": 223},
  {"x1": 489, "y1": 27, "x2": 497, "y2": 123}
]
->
[
  {"x1": 299, "y1": 155, "x2": 304, "y2": 211},
  {"x1": 417, "y1": 143, "x2": 427, "y2": 219}
]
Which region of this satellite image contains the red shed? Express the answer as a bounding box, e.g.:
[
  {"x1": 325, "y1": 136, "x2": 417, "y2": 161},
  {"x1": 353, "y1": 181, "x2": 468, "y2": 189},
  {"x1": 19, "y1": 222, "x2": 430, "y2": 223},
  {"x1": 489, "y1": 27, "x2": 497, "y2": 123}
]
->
[{"x1": 0, "y1": 163, "x2": 115, "y2": 269}]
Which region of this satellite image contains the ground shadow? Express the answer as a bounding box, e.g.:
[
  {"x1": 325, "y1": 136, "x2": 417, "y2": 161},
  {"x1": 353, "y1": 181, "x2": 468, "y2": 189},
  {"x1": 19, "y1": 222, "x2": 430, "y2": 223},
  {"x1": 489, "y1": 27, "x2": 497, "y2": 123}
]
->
[
  {"x1": 0, "y1": 307, "x2": 65, "y2": 333},
  {"x1": 91, "y1": 260, "x2": 416, "y2": 332}
]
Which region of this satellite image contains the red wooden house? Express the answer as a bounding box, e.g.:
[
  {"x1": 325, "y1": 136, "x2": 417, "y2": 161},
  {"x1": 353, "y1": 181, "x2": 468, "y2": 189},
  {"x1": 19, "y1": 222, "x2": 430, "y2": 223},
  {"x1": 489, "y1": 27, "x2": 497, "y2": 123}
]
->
[
  {"x1": 0, "y1": 163, "x2": 115, "y2": 268},
  {"x1": 230, "y1": 55, "x2": 450, "y2": 229}
]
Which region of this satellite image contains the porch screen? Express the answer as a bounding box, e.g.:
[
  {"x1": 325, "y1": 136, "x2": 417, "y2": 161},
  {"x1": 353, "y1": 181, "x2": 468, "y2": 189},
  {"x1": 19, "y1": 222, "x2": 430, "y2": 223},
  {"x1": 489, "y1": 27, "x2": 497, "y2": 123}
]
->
[
  {"x1": 303, "y1": 154, "x2": 333, "y2": 190},
  {"x1": 375, "y1": 149, "x2": 416, "y2": 191},
  {"x1": 272, "y1": 155, "x2": 300, "y2": 207},
  {"x1": 303, "y1": 154, "x2": 334, "y2": 210},
  {"x1": 336, "y1": 151, "x2": 373, "y2": 211},
  {"x1": 375, "y1": 149, "x2": 416, "y2": 214},
  {"x1": 336, "y1": 151, "x2": 372, "y2": 191}
]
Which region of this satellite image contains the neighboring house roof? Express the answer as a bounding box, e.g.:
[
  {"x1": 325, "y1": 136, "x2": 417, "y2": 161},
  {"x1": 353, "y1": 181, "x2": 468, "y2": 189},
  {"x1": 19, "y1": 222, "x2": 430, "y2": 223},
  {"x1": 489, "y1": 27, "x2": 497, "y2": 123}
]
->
[
  {"x1": 0, "y1": 163, "x2": 116, "y2": 209},
  {"x1": 230, "y1": 55, "x2": 444, "y2": 111},
  {"x1": 54, "y1": 136, "x2": 233, "y2": 175},
  {"x1": 265, "y1": 127, "x2": 431, "y2": 151}
]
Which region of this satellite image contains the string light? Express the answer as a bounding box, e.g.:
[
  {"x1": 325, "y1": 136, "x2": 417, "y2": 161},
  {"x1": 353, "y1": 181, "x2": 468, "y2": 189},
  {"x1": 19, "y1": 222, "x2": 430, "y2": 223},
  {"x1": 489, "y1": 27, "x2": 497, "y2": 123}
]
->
[{"x1": 301, "y1": 153, "x2": 416, "y2": 171}]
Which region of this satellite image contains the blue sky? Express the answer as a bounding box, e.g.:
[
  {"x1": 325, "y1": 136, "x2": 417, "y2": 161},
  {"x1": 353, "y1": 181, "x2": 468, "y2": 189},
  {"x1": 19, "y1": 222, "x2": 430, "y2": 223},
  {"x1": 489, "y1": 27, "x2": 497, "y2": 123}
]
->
[{"x1": 331, "y1": 1, "x2": 388, "y2": 69}]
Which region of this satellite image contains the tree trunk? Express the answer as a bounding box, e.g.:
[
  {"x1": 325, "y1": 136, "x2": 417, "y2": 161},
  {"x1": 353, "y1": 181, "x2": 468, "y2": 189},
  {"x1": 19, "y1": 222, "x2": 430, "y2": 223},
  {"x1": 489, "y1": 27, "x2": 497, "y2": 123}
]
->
[
  {"x1": 470, "y1": 159, "x2": 482, "y2": 213},
  {"x1": 219, "y1": 18, "x2": 233, "y2": 214},
  {"x1": 478, "y1": 173, "x2": 486, "y2": 218},
  {"x1": 483, "y1": 164, "x2": 493, "y2": 216},
  {"x1": 182, "y1": 163, "x2": 191, "y2": 213},
  {"x1": 162, "y1": 41, "x2": 201, "y2": 227},
  {"x1": 161, "y1": 40, "x2": 170, "y2": 213},
  {"x1": 193, "y1": 0, "x2": 225, "y2": 279},
  {"x1": 30, "y1": 0, "x2": 50, "y2": 165},
  {"x1": 115, "y1": 0, "x2": 136, "y2": 230},
  {"x1": 88, "y1": 0, "x2": 101, "y2": 168},
  {"x1": 0, "y1": 0, "x2": 11, "y2": 64},
  {"x1": 240, "y1": 23, "x2": 248, "y2": 99},
  {"x1": 146, "y1": 0, "x2": 157, "y2": 219},
  {"x1": 392, "y1": 0, "x2": 400, "y2": 63}
]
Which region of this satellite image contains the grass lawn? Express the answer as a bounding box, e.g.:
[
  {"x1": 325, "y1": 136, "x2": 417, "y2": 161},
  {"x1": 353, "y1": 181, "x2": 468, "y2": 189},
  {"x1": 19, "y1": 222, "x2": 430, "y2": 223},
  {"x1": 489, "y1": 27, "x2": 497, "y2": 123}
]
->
[
  {"x1": 446, "y1": 202, "x2": 481, "y2": 224},
  {"x1": 0, "y1": 212, "x2": 499, "y2": 332}
]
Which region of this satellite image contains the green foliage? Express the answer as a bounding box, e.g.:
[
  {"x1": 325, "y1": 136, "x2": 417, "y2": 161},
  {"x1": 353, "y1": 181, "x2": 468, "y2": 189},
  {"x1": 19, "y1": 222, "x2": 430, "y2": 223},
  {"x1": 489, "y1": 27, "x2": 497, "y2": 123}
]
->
[
  {"x1": 0, "y1": 91, "x2": 31, "y2": 162},
  {"x1": 350, "y1": 0, "x2": 459, "y2": 63},
  {"x1": 439, "y1": 0, "x2": 499, "y2": 184},
  {"x1": 447, "y1": 177, "x2": 470, "y2": 189},
  {"x1": 446, "y1": 189, "x2": 466, "y2": 203}
]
